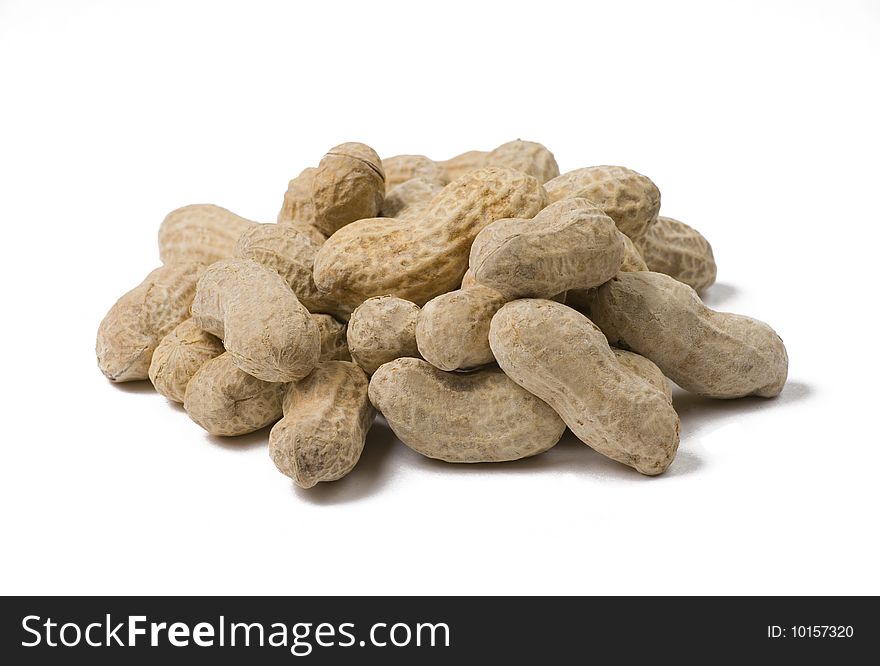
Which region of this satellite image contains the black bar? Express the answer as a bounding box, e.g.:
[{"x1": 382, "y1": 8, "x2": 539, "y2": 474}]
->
[{"x1": 1, "y1": 596, "x2": 874, "y2": 663}]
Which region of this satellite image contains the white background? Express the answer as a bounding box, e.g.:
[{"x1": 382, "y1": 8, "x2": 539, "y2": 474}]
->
[{"x1": 1, "y1": 0, "x2": 878, "y2": 595}]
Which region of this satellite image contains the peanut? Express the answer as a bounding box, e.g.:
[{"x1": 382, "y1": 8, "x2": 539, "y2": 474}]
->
[
  {"x1": 612, "y1": 348, "x2": 672, "y2": 403},
  {"x1": 381, "y1": 154, "x2": 449, "y2": 191},
  {"x1": 489, "y1": 299, "x2": 680, "y2": 475},
  {"x1": 278, "y1": 167, "x2": 318, "y2": 226},
  {"x1": 417, "y1": 284, "x2": 569, "y2": 372},
  {"x1": 96, "y1": 261, "x2": 204, "y2": 382},
  {"x1": 485, "y1": 139, "x2": 559, "y2": 183},
  {"x1": 564, "y1": 230, "x2": 647, "y2": 315},
  {"x1": 368, "y1": 358, "x2": 566, "y2": 463},
  {"x1": 633, "y1": 215, "x2": 717, "y2": 292},
  {"x1": 158, "y1": 204, "x2": 257, "y2": 265},
  {"x1": 380, "y1": 177, "x2": 444, "y2": 218},
  {"x1": 619, "y1": 232, "x2": 649, "y2": 271},
  {"x1": 235, "y1": 223, "x2": 349, "y2": 319},
  {"x1": 313, "y1": 314, "x2": 350, "y2": 362},
  {"x1": 191, "y1": 259, "x2": 320, "y2": 383},
  {"x1": 469, "y1": 198, "x2": 624, "y2": 299},
  {"x1": 310, "y1": 142, "x2": 385, "y2": 236},
  {"x1": 416, "y1": 285, "x2": 506, "y2": 371},
  {"x1": 313, "y1": 166, "x2": 547, "y2": 308},
  {"x1": 544, "y1": 166, "x2": 661, "y2": 239},
  {"x1": 590, "y1": 271, "x2": 788, "y2": 398},
  {"x1": 148, "y1": 318, "x2": 224, "y2": 402},
  {"x1": 346, "y1": 296, "x2": 421, "y2": 375},
  {"x1": 438, "y1": 149, "x2": 487, "y2": 181},
  {"x1": 437, "y1": 140, "x2": 559, "y2": 183},
  {"x1": 269, "y1": 361, "x2": 375, "y2": 488},
  {"x1": 278, "y1": 218, "x2": 327, "y2": 246},
  {"x1": 184, "y1": 352, "x2": 285, "y2": 436}
]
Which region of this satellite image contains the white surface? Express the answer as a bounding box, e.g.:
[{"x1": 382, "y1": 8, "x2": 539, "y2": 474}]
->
[{"x1": 1, "y1": 0, "x2": 878, "y2": 596}]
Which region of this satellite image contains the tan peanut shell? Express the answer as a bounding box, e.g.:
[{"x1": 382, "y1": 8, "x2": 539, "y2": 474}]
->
[
  {"x1": 544, "y1": 166, "x2": 661, "y2": 239},
  {"x1": 381, "y1": 154, "x2": 449, "y2": 191},
  {"x1": 612, "y1": 348, "x2": 672, "y2": 403},
  {"x1": 278, "y1": 167, "x2": 318, "y2": 226},
  {"x1": 438, "y1": 149, "x2": 487, "y2": 181},
  {"x1": 489, "y1": 299, "x2": 680, "y2": 475},
  {"x1": 158, "y1": 204, "x2": 257, "y2": 265},
  {"x1": 184, "y1": 353, "x2": 285, "y2": 436},
  {"x1": 310, "y1": 142, "x2": 385, "y2": 236},
  {"x1": 313, "y1": 167, "x2": 547, "y2": 308},
  {"x1": 235, "y1": 223, "x2": 349, "y2": 319},
  {"x1": 633, "y1": 215, "x2": 717, "y2": 292},
  {"x1": 564, "y1": 232, "x2": 647, "y2": 316},
  {"x1": 619, "y1": 232, "x2": 649, "y2": 271},
  {"x1": 313, "y1": 314, "x2": 350, "y2": 362},
  {"x1": 590, "y1": 272, "x2": 788, "y2": 398},
  {"x1": 148, "y1": 318, "x2": 224, "y2": 402},
  {"x1": 346, "y1": 296, "x2": 421, "y2": 375},
  {"x1": 417, "y1": 285, "x2": 567, "y2": 371},
  {"x1": 96, "y1": 262, "x2": 204, "y2": 382},
  {"x1": 470, "y1": 198, "x2": 624, "y2": 299},
  {"x1": 191, "y1": 259, "x2": 320, "y2": 383},
  {"x1": 368, "y1": 358, "x2": 566, "y2": 463},
  {"x1": 416, "y1": 285, "x2": 507, "y2": 371},
  {"x1": 485, "y1": 139, "x2": 559, "y2": 183},
  {"x1": 269, "y1": 361, "x2": 375, "y2": 488},
  {"x1": 380, "y1": 177, "x2": 444, "y2": 218},
  {"x1": 278, "y1": 218, "x2": 327, "y2": 246}
]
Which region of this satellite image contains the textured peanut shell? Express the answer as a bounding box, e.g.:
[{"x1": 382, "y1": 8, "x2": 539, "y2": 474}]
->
[
  {"x1": 633, "y1": 216, "x2": 717, "y2": 292},
  {"x1": 278, "y1": 167, "x2": 318, "y2": 226},
  {"x1": 184, "y1": 353, "x2": 285, "y2": 436},
  {"x1": 590, "y1": 272, "x2": 788, "y2": 398},
  {"x1": 416, "y1": 285, "x2": 566, "y2": 371},
  {"x1": 191, "y1": 259, "x2": 320, "y2": 383},
  {"x1": 310, "y1": 142, "x2": 385, "y2": 236},
  {"x1": 612, "y1": 349, "x2": 672, "y2": 403},
  {"x1": 565, "y1": 232, "x2": 647, "y2": 316},
  {"x1": 269, "y1": 361, "x2": 375, "y2": 488},
  {"x1": 346, "y1": 296, "x2": 421, "y2": 375},
  {"x1": 416, "y1": 286, "x2": 507, "y2": 371},
  {"x1": 489, "y1": 299, "x2": 680, "y2": 475},
  {"x1": 96, "y1": 262, "x2": 204, "y2": 382},
  {"x1": 313, "y1": 167, "x2": 547, "y2": 308},
  {"x1": 544, "y1": 166, "x2": 661, "y2": 239},
  {"x1": 382, "y1": 154, "x2": 449, "y2": 191},
  {"x1": 619, "y1": 232, "x2": 649, "y2": 271},
  {"x1": 158, "y1": 204, "x2": 257, "y2": 265},
  {"x1": 235, "y1": 223, "x2": 349, "y2": 319},
  {"x1": 313, "y1": 314, "x2": 350, "y2": 362},
  {"x1": 438, "y1": 149, "x2": 487, "y2": 181},
  {"x1": 369, "y1": 358, "x2": 565, "y2": 463},
  {"x1": 148, "y1": 318, "x2": 224, "y2": 402},
  {"x1": 278, "y1": 218, "x2": 327, "y2": 246},
  {"x1": 486, "y1": 139, "x2": 559, "y2": 183},
  {"x1": 470, "y1": 198, "x2": 624, "y2": 299},
  {"x1": 380, "y1": 177, "x2": 444, "y2": 218}
]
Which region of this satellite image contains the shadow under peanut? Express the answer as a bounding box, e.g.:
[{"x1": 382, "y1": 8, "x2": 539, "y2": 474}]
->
[
  {"x1": 399, "y1": 428, "x2": 704, "y2": 482},
  {"x1": 700, "y1": 281, "x2": 740, "y2": 308},
  {"x1": 673, "y1": 379, "x2": 812, "y2": 440},
  {"x1": 107, "y1": 379, "x2": 155, "y2": 394},
  {"x1": 205, "y1": 425, "x2": 272, "y2": 451},
  {"x1": 293, "y1": 418, "x2": 402, "y2": 505},
  {"x1": 272, "y1": 380, "x2": 815, "y2": 501}
]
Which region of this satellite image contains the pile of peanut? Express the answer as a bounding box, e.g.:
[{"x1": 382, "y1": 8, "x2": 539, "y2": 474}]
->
[{"x1": 96, "y1": 140, "x2": 788, "y2": 487}]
